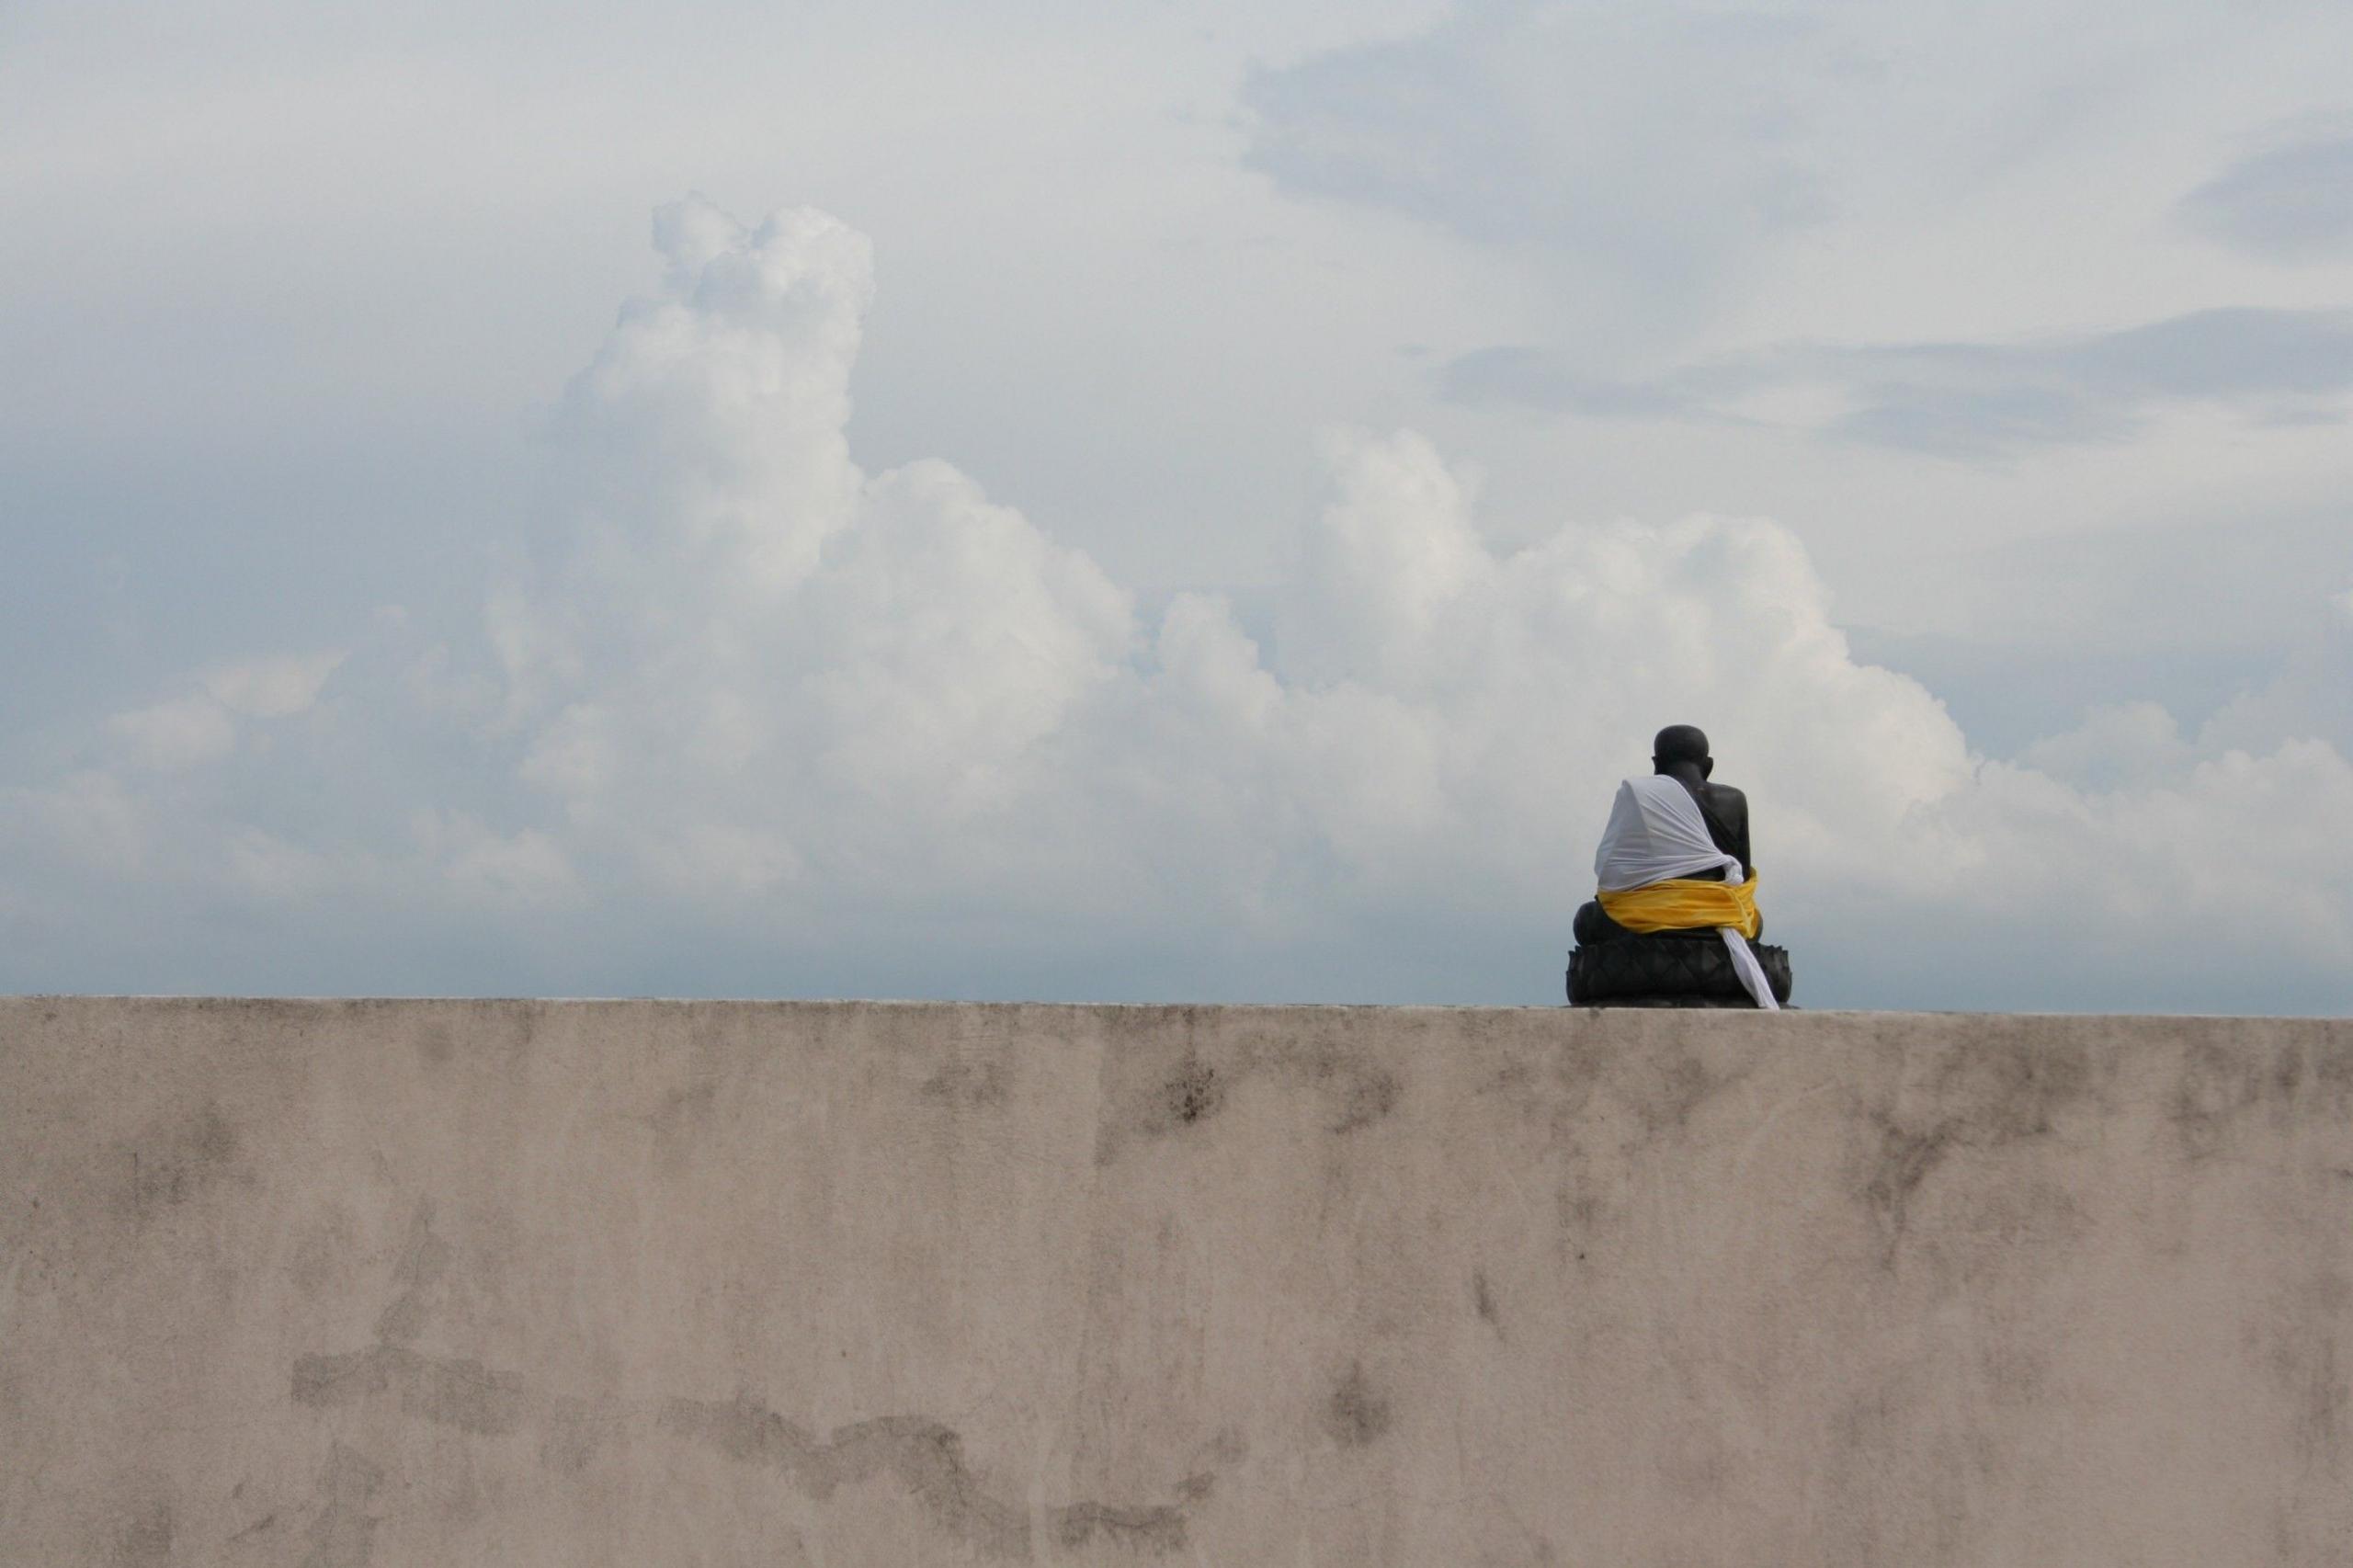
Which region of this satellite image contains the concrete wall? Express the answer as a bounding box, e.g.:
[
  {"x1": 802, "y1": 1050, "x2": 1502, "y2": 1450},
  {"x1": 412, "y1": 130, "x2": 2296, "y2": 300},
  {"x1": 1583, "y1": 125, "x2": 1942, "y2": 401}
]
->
[{"x1": 4, "y1": 999, "x2": 2351, "y2": 1566}]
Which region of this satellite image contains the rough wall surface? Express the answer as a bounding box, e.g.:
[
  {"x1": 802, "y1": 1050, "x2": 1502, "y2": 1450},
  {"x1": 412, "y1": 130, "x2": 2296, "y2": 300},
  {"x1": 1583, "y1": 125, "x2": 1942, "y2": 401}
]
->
[{"x1": 4, "y1": 999, "x2": 2351, "y2": 1567}]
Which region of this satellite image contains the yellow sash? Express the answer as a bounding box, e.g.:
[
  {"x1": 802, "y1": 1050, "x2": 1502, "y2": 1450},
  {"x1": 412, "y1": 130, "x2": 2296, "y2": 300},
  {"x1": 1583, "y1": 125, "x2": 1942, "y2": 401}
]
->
[{"x1": 1597, "y1": 869, "x2": 1761, "y2": 939}]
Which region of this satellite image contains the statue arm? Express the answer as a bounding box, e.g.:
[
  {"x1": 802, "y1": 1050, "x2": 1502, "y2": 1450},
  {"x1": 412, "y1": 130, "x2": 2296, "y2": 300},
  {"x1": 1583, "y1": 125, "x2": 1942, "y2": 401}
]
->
[
  {"x1": 1722, "y1": 790, "x2": 1761, "y2": 936},
  {"x1": 1708, "y1": 786, "x2": 1753, "y2": 878}
]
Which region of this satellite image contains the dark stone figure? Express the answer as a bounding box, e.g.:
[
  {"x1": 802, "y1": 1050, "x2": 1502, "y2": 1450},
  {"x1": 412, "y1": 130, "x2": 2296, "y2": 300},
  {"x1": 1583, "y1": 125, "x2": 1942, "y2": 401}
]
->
[
  {"x1": 1567, "y1": 725, "x2": 1793, "y2": 1007},
  {"x1": 1573, "y1": 725, "x2": 1754, "y2": 947}
]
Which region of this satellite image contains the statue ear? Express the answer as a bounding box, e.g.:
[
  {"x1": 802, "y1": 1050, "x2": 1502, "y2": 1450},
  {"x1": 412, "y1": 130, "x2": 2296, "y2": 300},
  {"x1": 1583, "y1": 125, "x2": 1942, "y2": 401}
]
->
[{"x1": 1700, "y1": 758, "x2": 1713, "y2": 779}]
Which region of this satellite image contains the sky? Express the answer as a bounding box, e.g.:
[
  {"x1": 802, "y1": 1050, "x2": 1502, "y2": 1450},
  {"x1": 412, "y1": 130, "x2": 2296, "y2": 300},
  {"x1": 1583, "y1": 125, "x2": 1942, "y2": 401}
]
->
[{"x1": 3, "y1": 0, "x2": 2350, "y2": 1010}]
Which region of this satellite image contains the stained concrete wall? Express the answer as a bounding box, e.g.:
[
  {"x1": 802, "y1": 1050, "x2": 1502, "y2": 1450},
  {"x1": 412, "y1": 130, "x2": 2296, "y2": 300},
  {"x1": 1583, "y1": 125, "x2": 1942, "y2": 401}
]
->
[{"x1": 4, "y1": 999, "x2": 2351, "y2": 1566}]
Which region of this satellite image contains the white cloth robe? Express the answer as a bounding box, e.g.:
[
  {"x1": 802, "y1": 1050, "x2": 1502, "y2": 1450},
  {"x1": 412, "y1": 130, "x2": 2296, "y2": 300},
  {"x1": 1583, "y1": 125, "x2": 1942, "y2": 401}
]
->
[{"x1": 1592, "y1": 775, "x2": 1779, "y2": 1010}]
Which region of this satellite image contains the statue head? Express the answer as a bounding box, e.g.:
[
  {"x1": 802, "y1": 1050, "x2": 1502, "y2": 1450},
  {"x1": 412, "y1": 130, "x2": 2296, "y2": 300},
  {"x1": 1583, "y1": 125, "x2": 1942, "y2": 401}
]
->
[{"x1": 1653, "y1": 723, "x2": 1712, "y2": 779}]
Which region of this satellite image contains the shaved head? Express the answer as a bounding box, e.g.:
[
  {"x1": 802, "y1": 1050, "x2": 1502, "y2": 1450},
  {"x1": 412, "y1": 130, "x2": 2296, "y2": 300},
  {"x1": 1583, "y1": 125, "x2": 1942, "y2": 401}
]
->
[{"x1": 1653, "y1": 724, "x2": 1711, "y2": 767}]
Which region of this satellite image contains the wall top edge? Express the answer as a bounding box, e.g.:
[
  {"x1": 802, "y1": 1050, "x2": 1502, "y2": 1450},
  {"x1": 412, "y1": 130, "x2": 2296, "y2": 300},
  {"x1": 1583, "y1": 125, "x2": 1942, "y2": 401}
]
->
[{"x1": 1, "y1": 994, "x2": 2346, "y2": 1023}]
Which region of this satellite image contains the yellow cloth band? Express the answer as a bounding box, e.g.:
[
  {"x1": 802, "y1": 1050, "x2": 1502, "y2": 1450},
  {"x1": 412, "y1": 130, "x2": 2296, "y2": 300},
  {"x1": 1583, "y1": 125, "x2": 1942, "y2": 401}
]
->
[{"x1": 1597, "y1": 869, "x2": 1761, "y2": 939}]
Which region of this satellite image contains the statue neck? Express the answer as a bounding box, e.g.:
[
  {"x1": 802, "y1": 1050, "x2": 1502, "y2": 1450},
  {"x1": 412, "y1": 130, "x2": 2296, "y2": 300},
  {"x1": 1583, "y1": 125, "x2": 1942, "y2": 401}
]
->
[{"x1": 1655, "y1": 760, "x2": 1709, "y2": 792}]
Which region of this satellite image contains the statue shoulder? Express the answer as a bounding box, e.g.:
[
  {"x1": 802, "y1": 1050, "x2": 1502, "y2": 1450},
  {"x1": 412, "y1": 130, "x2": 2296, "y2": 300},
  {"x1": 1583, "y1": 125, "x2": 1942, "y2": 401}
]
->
[{"x1": 1700, "y1": 782, "x2": 1752, "y2": 873}]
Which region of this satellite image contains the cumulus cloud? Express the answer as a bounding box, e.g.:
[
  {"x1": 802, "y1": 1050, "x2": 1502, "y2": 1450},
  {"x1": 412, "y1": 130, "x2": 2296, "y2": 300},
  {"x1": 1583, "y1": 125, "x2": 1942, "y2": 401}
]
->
[
  {"x1": 4, "y1": 196, "x2": 2350, "y2": 1009},
  {"x1": 1442, "y1": 308, "x2": 2353, "y2": 460},
  {"x1": 95, "y1": 649, "x2": 346, "y2": 773},
  {"x1": 1239, "y1": 1, "x2": 1833, "y2": 337},
  {"x1": 1236, "y1": 0, "x2": 2298, "y2": 353},
  {"x1": 2179, "y1": 128, "x2": 2353, "y2": 260},
  {"x1": 1820, "y1": 310, "x2": 2353, "y2": 458},
  {"x1": 202, "y1": 651, "x2": 346, "y2": 718},
  {"x1": 108, "y1": 695, "x2": 238, "y2": 772},
  {"x1": 12, "y1": 771, "x2": 150, "y2": 876},
  {"x1": 2196, "y1": 585, "x2": 2353, "y2": 760},
  {"x1": 2018, "y1": 702, "x2": 2194, "y2": 794}
]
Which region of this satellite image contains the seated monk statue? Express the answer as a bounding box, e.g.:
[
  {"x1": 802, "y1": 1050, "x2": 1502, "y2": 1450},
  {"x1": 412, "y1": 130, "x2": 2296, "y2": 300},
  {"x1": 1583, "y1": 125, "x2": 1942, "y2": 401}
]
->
[
  {"x1": 1574, "y1": 724, "x2": 1753, "y2": 945},
  {"x1": 1569, "y1": 724, "x2": 1784, "y2": 1010}
]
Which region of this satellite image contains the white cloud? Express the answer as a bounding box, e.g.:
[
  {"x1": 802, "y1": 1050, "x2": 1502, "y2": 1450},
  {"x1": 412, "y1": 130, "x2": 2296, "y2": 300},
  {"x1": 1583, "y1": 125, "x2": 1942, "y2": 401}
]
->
[
  {"x1": 1938, "y1": 743, "x2": 2353, "y2": 971},
  {"x1": 2193, "y1": 585, "x2": 2353, "y2": 760},
  {"x1": 7, "y1": 771, "x2": 150, "y2": 876},
  {"x1": 2180, "y1": 127, "x2": 2353, "y2": 260},
  {"x1": 97, "y1": 650, "x2": 346, "y2": 774},
  {"x1": 5, "y1": 197, "x2": 2349, "y2": 1009},
  {"x1": 108, "y1": 695, "x2": 237, "y2": 772},
  {"x1": 225, "y1": 828, "x2": 344, "y2": 901},
  {"x1": 201, "y1": 650, "x2": 346, "y2": 718},
  {"x1": 1235, "y1": 0, "x2": 2351, "y2": 354},
  {"x1": 2018, "y1": 702, "x2": 2194, "y2": 792},
  {"x1": 1441, "y1": 308, "x2": 2353, "y2": 460},
  {"x1": 412, "y1": 810, "x2": 578, "y2": 906}
]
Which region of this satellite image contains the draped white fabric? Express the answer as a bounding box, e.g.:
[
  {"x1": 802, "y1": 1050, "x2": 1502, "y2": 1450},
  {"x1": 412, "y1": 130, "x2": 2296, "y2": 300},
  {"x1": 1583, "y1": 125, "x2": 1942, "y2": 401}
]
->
[{"x1": 1593, "y1": 777, "x2": 1779, "y2": 1009}]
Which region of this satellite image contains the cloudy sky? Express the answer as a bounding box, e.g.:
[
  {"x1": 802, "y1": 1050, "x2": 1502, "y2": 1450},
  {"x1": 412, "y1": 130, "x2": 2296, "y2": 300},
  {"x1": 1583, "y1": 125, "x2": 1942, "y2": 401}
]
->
[{"x1": 5, "y1": 0, "x2": 2350, "y2": 1010}]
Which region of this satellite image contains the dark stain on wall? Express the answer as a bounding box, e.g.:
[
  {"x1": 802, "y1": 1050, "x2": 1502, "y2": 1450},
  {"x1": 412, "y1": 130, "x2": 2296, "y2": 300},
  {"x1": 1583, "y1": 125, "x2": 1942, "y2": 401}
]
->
[
  {"x1": 1628, "y1": 1048, "x2": 1731, "y2": 1138},
  {"x1": 120, "y1": 1103, "x2": 240, "y2": 1222},
  {"x1": 642, "y1": 1078, "x2": 723, "y2": 1175},
  {"x1": 2319, "y1": 1045, "x2": 2353, "y2": 1111},
  {"x1": 286, "y1": 1207, "x2": 360, "y2": 1301},
  {"x1": 536, "y1": 1405, "x2": 604, "y2": 1475},
  {"x1": 1054, "y1": 1501, "x2": 1190, "y2": 1552},
  {"x1": 1141, "y1": 1058, "x2": 1225, "y2": 1134},
  {"x1": 2174, "y1": 1040, "x2": 2268, "y2": 1159},
  {"x1": 2256, "y1": 1273, "x2": 2352, "y2": 1471},
  {"x1": 1329, "y1": 1067, "x2": 1402, "y2": 1135},
  {"x1": 920, "y1": 1057, "x2": 1013, "y2": 1110},
  {"x1": 662, "y1": 1392, "x2": 1189, "y2": 1558},
  {"x1": 293, "y1": 1345, "x2": 531, "y2": 1437},
  {"x1": 415, "y1": 1022, "x2": 455, "y2": 1067},
  {"x1": 223, "y1": 1503, "x2": 282, "y2": 1550},
  {"x1": 370, "y1": 1201, "x2": 451, "y2": 1346},
  {"x1": 1861, "y1": 1036, "x2": 2095, "y2": 1254},
  {"x1": 1659, "y1": 1418, "x2": 1732, "y2": 1502},
  {"x1": 1472, "y1": 1267, "x2": 1503, "y2": 1334},
  {"x1": 1188, "y1": 1426, "x2": 1248, "y2": 1486},
  {"x1": 1167, "y1": 1060, "x2": 1224, "y2": 1127},
  {"x1": 112, "y1": 1497, "x2": 172, "y2": 1568},
  {"x1": 291, "y1": 1202, "x2": 618, "y2": 1477},
  {"x1": 1322, "y1": 1361, "x2": 1393, "y2": 1448},
  {"x1": 292, "y1": 1337, "x2": 612, "y2": 1478},
  {"x1": 2174, "y1": 1038, "x2": 2353, "y2": 1159},
  {"x1": 1975, "y1": 1339, "x2": 2052, "y2": 1410},
  {"x1": 1822, "y1": 1365, "x2": 1984, "y2": 1564},
  {"x1": 290, "y1": 1205, "x2": 1189, "y2": 1556},
  {"x1": 301, "y1": 1445, "x2": 382, "y2": 1568},
  {"x1": 1862, "y1": 1120, "x2": 1953, "y2": 1248},
  {"x1": 1098, "y1": 1014, "x2": 1409, "y2": 1163}
]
